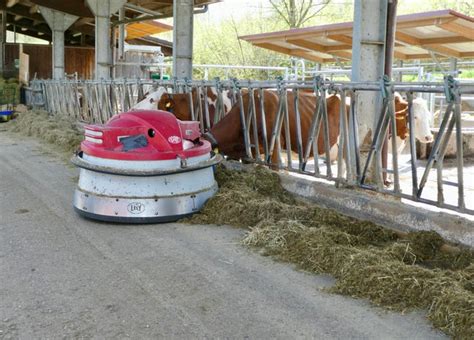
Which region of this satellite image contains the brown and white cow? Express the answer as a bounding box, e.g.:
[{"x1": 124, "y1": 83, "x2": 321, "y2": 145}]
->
[
  {"x1": 202, "y1": 90, "x2": 434, "y2": 168},
  {"x1": 131, "y1": 87, "x2": 232, "y2": 125},
  {"x1": 157, "y1": 87, "x2": 232, "y2": 125},
  {"x1": 391, "y1": 93, "x2": 433, "y2": 153},
  {"x1": 131, "y1": 87, "x2": 167, "y2": 111},
  {"x1": 202, "y1": 90, "x2": 343, "y2": 165}
]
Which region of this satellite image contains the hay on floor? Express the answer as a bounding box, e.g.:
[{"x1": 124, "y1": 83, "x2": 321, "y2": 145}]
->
[
  {"x1": 189, "y1": 164, "x2": 474, "y2": 339},
  {"x1": 8, "y1": 110, "x2": 83, "y2": 155}
]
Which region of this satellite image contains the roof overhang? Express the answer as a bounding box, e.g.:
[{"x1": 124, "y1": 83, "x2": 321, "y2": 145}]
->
[{"x1": 239, "y1": 9, "x2": 474, "y2": 63}]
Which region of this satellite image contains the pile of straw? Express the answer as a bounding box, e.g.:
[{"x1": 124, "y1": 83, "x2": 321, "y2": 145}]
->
[
  {"x1": 190, "y1": 165, "x2": 473, "y2": 338},
  {"x1": 8, "y1": 110, "x2": 83, "y2": 155}
]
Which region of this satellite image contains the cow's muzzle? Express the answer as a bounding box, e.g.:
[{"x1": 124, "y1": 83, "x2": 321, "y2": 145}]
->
[
  {"x1": 418, "y1": 134, "x2": 434, "y2": 144},
  {"x1": 203, "y1": 131, "x2": 219, "y2": 149}
]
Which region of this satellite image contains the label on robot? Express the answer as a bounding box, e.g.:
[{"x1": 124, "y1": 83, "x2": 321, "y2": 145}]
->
[
  {"x1": 168, "y1": 136, "x2": 182, "y2": 144},
  {"x1": 127, "y1": 202, "x2": 146, "y2": 214}
]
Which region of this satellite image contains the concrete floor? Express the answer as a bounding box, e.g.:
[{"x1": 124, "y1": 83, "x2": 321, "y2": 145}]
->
[
  {"x1": 0, "y1": 129, "x2": 447, "y2": 339},
  {"x1": 397, "y1": 153, "x2": 474, "y2": 220}
]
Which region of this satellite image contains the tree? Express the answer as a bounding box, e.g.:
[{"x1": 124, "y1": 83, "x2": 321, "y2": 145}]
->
[{"x1": 269, "y1": 0, "x2": 331, "y2": 28}]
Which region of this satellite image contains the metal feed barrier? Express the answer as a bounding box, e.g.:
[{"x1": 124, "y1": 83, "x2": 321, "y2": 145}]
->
[{"x1": 30, "y1": 76, "x2": 474, "y2": 216}]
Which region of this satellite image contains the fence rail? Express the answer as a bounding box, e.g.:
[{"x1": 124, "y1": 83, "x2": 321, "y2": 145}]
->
[{"x1": 28, "y1": 76, "x2": 474, "y2": 217}]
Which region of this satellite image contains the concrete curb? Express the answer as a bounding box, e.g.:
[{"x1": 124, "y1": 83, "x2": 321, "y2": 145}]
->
[{"x1": 278, "y1": 172, "x2": 473, "y2": 248}]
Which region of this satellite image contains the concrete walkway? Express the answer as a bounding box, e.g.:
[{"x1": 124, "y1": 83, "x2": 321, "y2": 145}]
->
[{"x1": 0, "y1": 129, "x2": 446, "y2": 339}]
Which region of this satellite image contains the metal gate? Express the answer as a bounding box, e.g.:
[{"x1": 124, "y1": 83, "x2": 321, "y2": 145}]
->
[{"x1": 30, "y1": 76, "x2": 474, "y2": 217}]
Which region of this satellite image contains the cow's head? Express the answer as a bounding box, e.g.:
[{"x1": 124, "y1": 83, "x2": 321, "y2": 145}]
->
[
  {"x1": 394, "y1": 95, "x2": 409, "y2": 139},
  {"x1": 146, "y1": 90, "x2": 165, "y2": 104},
  {"x1": 394, "y1": 94, "x2": 433, "y2": 143},
  {"x1": 158, "y1": 92, "x2": 195, "y2": 121},
  {"x1": 131, "y1": 87, "x2": 166, "y2": 111},
  {"x1": 412, "y1": 97, "x2": 434, "y2": 143},
  {"x1": 157, "y1": 92, "x2": 177, "y2": 114}
]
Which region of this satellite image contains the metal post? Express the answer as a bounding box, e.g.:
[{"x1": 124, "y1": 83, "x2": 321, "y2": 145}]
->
[
  {"x1": 39, "y1": 7, "x2": 78, "y2": 79},
  {"x1": 449, "y1": 57, "x2": 458, "y2": 76},
  {"x1": 0, "y1": 11, "x2": 6, "y2": 76},
  {"x1": 381, "y1": 0, "x2": 398, "y2": 185},
  {"x1": 173, "y1": 0, "x2": 194, "y2": 79},
  {"x1": 86, "y1": 0, "x2": 127, "y2": 80},
  {"x1": 118, "y1": 7, "x2": 125, "y2": 60},
  {"x1": 396, "y1": 60, "x2": 403, "y2": 82},
  {"x1": 351, "y1": 0, "x2": 388, "y2": 157}
]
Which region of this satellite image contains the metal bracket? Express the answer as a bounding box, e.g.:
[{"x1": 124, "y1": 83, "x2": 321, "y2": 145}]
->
[
  {"x1": 443, "y1": 75, "x2": 457, "y2": 103},
  {"x1": 313, "y1": 75, "x2": 324, "y2": 94},
  {"x1": 380, "y1": 75, "x2": 393, "y2": 100}
]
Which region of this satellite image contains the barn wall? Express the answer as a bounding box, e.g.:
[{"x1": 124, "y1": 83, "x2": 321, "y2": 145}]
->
[{"x1": 4, "y1": 44, "x2": 94, "y2": 79}]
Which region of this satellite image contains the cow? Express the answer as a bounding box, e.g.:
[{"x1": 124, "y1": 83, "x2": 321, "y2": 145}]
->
[
  {"x1": 131, "y1": 87, "x2": 167, "y2": 111},
  {"x1": 391, "y1": 93, "x2": 434, "y2": 154},
  {"x1": 202, "y1": 90, "x2": 434, "y2": 171},
  {"x1": 131, "y1": 86, "x2": 232, "y2": 126},
  {"x1": 157, "y1": 87, "x2": 232, "y2": 125},
  {"x1": 379, "y1": 93, "x2": 433, "y2": 185},
  {"x1": 202, "y1": 89, "x2": 343, "y2": 165}
]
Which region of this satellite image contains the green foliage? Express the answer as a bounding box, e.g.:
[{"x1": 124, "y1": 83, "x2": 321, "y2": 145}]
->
[
  {"x1": 268, "y1": 0, "x2": 331, "y2": 28},
  {"x1": 193, "y1": 9, "x2": 292, "y2": 79},
  {"x1": 398, "y1": 0, "x2": 474, "y2": 15},
  {"x1": 190, "y1": 0, "x2": 474, "y2": 79}
]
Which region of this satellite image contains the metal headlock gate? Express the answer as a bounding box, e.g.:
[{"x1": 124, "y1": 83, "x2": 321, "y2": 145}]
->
[{"x1": 30, "y1": 76, "x2": 474, "y2": 216}]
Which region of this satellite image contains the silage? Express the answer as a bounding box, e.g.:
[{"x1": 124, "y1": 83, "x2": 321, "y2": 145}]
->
[
  {"x1": 190, "y1": 165, "x2": 474, "y2": 339},
  {"x1": 8, "y1": 110, "x2": 83, "y2": 155}
]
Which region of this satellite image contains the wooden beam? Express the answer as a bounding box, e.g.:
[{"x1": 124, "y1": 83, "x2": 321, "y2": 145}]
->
[
  {"x1": 254, "y1": 42, "x2": 292, "y2": 55},
  {"x1": 438, "y1": 21, "x2": 474, "y2": 40},
  {"x1": 11, "y1": 17, "x2": 50, "y2": 35},
  {"x1": 460, "y1": 51, "x2": 474, "y2": 58},
  {"x1": 287, "y1": 40, "x2": 352, "y2": 60},
  {"x1": 6, "y1": 0, "x2": 20, "y2": 8},
  {"x1": 329, "y1": 50, "x2": 352, "y2": 60},
  {"x1": 290, "y1": 49, "x2": 324, "y2": 63},
  {"x1": 2, "y1": 3, "x2": 45, "y2": 22},
  {"x1": 394, "y1": 51, "x2": 408, "y2": 60},
  {"x1": 73, "y1": 17, "x2": 93, "y2": 27},
  {"x1": 325, "y1": 44, "x2": 352, "y2": 51},
  {"x1": 403, "y1": 53, "x2": 432, "y2": 60},
  {"x1": 286, "y1": 38, "x2": 327, "y2": 52},
  {"x1": 397, "y1": 17, "x2": 455, "y2": 29},
  {"x1": 396, "y1": 31, "x2": 461, "y2": 58},
  {"x1": 253, "y1": 42, "x2": 324, "y2": 63},
  {"x1": 395, "y1": 31, "x2": 420, "y2": 45},
  {"x1": 7, "y1": 26, "x2": 51, "y2": 41},
  {"x1": 326, "y1": 34, "x2": 352, "y2": 44},
  {"x1": 420, "y1": 35, "x2": 472, "y2": 45},
  {"x1": 322, "y1": 58, "x2": 336, "y2": 63},
  {"x1": 422, "y1": 45, "x2": 461, "y2": 58}
]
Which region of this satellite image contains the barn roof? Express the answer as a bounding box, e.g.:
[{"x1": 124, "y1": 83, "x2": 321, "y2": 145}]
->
[
  {"x1": 239, "y1": 9, "x2": 474, "y2": 63},
  {"x1": 0, "y1": 0, "x2": 220, "y2": 53},
  {"x1": 125, "y1": 21, "x2": 172, "y2": 41}
]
